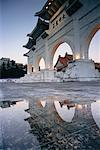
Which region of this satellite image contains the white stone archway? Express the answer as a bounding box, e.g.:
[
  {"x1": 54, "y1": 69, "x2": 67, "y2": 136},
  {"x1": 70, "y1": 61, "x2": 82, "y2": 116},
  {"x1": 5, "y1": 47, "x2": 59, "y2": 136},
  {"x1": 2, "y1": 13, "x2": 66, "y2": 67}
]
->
[{"x1": 23, "y1": 0, "x2": 100, "y2": 82}]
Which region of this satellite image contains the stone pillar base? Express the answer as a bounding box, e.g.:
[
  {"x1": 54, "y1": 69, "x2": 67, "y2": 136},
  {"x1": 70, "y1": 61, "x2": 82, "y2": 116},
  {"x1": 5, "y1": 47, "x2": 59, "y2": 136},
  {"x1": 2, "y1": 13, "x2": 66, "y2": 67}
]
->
[
  {"x1": 39, "y1": 69, "x2": 60, "y2": 82},
  {"x1": 15, "y1": 69, "x2": 61, "y2": 83},
  {"x1": 16, "y1": 60, "x2": 100, "y2": 83},
  {"x1": 63, "y1": 59, "x2": 100, "y2": 81}
]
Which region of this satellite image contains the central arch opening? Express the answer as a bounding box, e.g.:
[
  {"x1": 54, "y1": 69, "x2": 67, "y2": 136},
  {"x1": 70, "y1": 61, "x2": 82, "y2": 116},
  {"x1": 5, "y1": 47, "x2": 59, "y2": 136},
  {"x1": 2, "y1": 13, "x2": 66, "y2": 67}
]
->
[
  {"x1": 39, "y1": 58, "x2": 45, "y2": 71},
  {"x1": 89, "y1": 30, "x2": 100, "y2": 63},
  {"x1": 53, "y1": 42, "x2": 73, "y2": 70}
]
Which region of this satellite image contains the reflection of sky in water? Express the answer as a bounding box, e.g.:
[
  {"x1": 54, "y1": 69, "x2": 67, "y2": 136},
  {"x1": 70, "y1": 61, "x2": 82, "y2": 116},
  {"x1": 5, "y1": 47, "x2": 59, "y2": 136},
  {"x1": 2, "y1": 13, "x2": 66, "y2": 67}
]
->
[
  {"x1": 91, "y1": 100, "x2": 100, "y2": 129},
  {"x1": 0, "y1": 90, "x2": 3, "y2": 99},
  {"x1": 54, "y1": 101, "x2": 75, "y2": 122},
  {"x1": 0, "y1": 100, "x2": 40, "y2": 149}
]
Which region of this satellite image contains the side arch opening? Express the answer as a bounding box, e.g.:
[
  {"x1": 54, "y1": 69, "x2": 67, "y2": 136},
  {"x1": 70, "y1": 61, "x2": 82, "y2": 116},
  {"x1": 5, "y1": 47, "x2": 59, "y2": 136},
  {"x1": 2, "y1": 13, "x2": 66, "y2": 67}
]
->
[
  {"x1": 89, "y1": 29, "x2": 100, "y2": 63},
  {"x1": 39, "y1": 57, "x2": 46, "y2": 71}
]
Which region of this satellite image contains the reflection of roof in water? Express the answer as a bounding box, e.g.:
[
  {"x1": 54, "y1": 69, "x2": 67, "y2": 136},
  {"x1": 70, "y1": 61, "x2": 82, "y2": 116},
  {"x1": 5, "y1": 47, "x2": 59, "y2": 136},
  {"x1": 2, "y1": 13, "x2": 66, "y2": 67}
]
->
[
  {"x1": 0, "y1": 101, "x2": 18, "y2": 108},
  {"x1": 37, "y1": 100, "x2": 47, "y2": 108},
  {"x1": 59, "y1": 99, "x2": 75, "y2": 109},
  {"x1": 0, "y1": 100, "x2": 24, "y2": 109}
]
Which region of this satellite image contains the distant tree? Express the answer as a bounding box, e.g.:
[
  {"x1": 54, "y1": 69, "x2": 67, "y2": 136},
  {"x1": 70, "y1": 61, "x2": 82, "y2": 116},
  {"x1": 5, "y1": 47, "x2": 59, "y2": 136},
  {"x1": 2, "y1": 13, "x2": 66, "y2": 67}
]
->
[
  {"x1": 24, "y1": 64, "x2": 27, "y2": 72},
  {"x1": 1, "y1": 62, "x2": 6, "y2": 78},
  {"x1": 11, "y1": 60, "x2": 15, "y2": 66},
  {"x1": 2, "y1": 62, "x2": 5, "y2": 69},
  {"x1": 0, "y1": 60, "x2": 26, "y2": 79},
  {"x1": 0, "y1": 69, "x2": 1, "y2": 78},
  {"x1": 7, "y1": 61, "x2": 10, "y2": 69}
]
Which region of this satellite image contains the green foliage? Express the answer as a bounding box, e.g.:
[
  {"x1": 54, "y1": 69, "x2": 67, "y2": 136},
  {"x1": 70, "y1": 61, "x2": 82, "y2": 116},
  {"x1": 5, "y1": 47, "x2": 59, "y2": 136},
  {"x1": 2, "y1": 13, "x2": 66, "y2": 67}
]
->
[{"x1": 0, "y1": 62, "x2": 27, "y2": 79}]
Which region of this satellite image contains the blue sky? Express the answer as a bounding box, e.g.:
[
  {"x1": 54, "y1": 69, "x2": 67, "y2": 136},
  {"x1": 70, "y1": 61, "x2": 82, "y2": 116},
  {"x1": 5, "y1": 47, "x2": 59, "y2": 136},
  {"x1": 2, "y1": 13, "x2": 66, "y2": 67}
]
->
[
  {"x1": 0, "y1": 0, "x2": 47, "y2": 64},
  {"x1": 89, "y1": 30, "x2": 100, "y2": 63},
  {"x1": 0, "y1": 0, "x2": 100, "y2": 65}
]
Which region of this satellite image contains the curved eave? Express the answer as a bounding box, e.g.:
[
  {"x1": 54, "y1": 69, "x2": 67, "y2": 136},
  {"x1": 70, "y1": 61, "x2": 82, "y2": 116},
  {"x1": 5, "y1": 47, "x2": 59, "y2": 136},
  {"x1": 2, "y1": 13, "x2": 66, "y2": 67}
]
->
[
  {"x1": 35, "y1": 11, "x2": 51, "y2": 20},
  {"x1": 23, "y1": 48, "x2": 35, "y2": 57},
  {"x1": 23, "y1": 50, "x2": 31, "y2": 57},
  {"x1": 31, "y1": 47, "x2": 35, "y2": 51},
  {"x1": 23, "y1": 45, "x2": 31, "y2": 49},
  {"x1": 23, "y1": 52, "x2": 30, "y2": 57},
  {"x1": 27, "y1": 18, "x2": 49, "y2": 39},
  {"x1": 35, "y1": 0, "x2": 67, "y2": 20},
  {"x1": 23, "y1": 38, "x2": 36, "y2": 49},
  {"x1": 23, "y1": 53, "x2": 29, "y2": 57}
]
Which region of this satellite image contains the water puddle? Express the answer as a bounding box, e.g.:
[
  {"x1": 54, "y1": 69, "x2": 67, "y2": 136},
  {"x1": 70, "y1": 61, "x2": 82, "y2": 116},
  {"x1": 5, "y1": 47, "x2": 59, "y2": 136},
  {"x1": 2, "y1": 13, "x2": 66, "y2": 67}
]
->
[
  {"x1": 0, "y1": 100, "x2": 40, "y2": 150},
  {"x1": 54, "y1": 100, "x2": 76, "y2": 122},
  {"x1": 91, "y1": 100, "x2": 100, "y2": 129},
  {"x1": 0, "y1": 99, "x2": 100, "y2": 149},
  {"x1": 40, "y1": 100, "x2": 46, "y2": 108},
  {"x1": 26, "y1": 98, "x2": 100, "y2": 149},
  {"x1": 38, "y1": 99, "x2": 100, "y2": 126}
]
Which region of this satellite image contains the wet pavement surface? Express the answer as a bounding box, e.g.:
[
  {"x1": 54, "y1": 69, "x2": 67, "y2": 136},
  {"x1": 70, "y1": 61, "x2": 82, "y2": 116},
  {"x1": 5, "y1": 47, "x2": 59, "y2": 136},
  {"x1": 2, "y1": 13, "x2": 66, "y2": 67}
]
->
[{"x1": 0, "y1": 81, "x2": 100, "y2": 150}]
